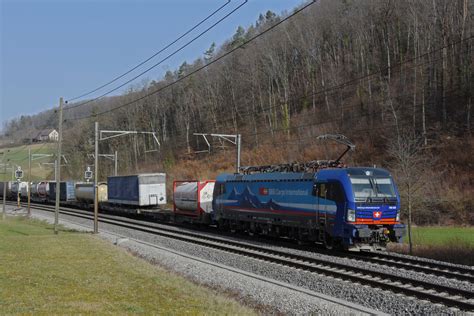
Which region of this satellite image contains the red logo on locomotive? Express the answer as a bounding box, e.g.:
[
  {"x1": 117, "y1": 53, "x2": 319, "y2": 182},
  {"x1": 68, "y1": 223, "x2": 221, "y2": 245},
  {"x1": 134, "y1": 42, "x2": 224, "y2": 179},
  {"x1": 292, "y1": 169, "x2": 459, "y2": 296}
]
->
[
  {"x1": 373, "y1": 211, "x2": 382, "y2": 219},
  {"x1": 259, "y1": 187, "x2": 268, "y2": 195}
]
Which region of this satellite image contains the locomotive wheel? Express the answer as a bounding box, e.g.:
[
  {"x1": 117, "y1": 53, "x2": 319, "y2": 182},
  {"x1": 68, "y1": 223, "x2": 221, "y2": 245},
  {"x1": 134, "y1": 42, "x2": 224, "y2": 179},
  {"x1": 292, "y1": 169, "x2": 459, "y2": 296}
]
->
[{"x1": 324, "y1": 233, "x2": 334, "y2": 250}]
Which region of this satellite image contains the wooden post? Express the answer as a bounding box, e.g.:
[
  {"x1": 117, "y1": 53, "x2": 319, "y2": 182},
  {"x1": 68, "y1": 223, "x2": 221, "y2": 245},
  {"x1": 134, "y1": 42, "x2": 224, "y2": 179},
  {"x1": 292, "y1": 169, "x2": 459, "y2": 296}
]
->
[
  {"x1": 94, "y1": 121, "x2": 99, "y2": 234},
  {"x1": 54, "y1": 97, "x2": 63, "y2": 234},
  {"x1": 27, "y1": 147, "x2": 31, "y2": 217}
]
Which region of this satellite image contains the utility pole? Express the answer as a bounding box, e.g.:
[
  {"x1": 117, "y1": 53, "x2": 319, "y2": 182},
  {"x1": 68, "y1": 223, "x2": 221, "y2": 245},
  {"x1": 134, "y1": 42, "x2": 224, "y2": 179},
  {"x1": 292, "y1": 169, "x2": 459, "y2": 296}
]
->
[
  {"x1": 27, "y1": 147, "x2": 31, "y2": 216},
  {"x1": 114, "y1": 150, "x2": 118, "y2": 176},
  {"x1": 2, "y1": 150, "x2": 11, "y2": 219},
  {"x1": 2, "y1": 163, "x2": 7, "y2": 220},
  {"x1": 94, "y1": 121, "x2": 99, "y2": 234},
  {"x1": 90, "y1": 128, "x2": 159, "y2": 233},
  {"x1": 54, "y1": 97, "x2": 63, "y2": 234},
  {"x1": 236, "y1": 134, "x2": 241, "y2": 173}
]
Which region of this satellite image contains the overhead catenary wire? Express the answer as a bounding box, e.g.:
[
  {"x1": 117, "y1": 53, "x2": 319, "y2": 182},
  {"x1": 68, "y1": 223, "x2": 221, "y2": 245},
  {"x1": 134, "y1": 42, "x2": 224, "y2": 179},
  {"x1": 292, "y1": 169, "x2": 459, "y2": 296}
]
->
[
  {"x1": 66, "y1": 0, "x2": 232, "y2": 103},
  {"x1": 66, "y1": 0, "x2": 248, "y2": 110},
  {"x1": 190, "y1": 44, "x2": 470, "y2": 137},
  {"x1": 70, "y1": 22, "x2": 472, "y2": 122},
  {"x1": 68, "y1": 0, "x2": 318, "y2": 121},
  {"x1": 96, "y1": 41, "x2": 468, "y2": 154},
  {"x1": 154, "y1": 89, "x2": 457, "y2": 152}
]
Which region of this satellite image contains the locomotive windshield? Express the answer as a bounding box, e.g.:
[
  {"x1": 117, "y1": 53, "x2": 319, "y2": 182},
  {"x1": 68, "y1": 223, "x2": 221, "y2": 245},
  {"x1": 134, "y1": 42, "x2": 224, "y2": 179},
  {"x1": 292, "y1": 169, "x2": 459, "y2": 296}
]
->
[{"x1": 350, "y1": 177, "x2": 396, "y2": 199}]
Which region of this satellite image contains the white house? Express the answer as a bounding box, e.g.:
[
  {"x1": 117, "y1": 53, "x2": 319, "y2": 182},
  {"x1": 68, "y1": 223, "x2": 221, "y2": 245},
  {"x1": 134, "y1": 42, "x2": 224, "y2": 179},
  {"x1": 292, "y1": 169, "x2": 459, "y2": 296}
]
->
[{"x1": 37, "y1": 129, "x2": 59, "y2": 142}]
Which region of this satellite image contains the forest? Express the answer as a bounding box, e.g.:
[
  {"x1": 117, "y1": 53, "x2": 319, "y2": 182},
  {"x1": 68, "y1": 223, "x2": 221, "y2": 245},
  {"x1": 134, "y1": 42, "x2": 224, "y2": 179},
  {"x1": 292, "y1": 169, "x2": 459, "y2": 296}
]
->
[{"x1": 3, "y1": 0, "x2": 473, "y2": 225}]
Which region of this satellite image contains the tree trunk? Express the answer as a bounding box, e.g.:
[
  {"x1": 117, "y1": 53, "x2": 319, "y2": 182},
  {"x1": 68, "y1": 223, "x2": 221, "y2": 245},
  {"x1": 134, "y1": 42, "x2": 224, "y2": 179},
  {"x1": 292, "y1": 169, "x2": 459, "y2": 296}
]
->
[
  {"x1": 407, "y1": 182, "x2": 413, "y2": 255},
  {"x1": 467, "y1": 97, "x2": 472, "y2": 135}
]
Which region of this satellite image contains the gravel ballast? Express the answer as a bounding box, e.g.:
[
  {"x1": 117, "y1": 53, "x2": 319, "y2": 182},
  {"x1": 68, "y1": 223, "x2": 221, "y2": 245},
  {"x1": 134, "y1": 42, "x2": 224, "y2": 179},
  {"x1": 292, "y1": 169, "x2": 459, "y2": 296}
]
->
[
  {"x1": 14, "y1": 207, "x2": 378, "y2": 315},
  {"x1": 17, "y1": 206, "x2": 471, "y2": 315}
]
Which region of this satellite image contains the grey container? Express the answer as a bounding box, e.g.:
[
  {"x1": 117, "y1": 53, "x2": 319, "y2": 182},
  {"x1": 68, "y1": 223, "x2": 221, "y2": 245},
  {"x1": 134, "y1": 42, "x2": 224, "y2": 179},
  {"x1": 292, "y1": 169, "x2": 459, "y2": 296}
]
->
[
  {"x1": 75, "y1": 182, "x2": 108, "y2": 203},
  {"x1": 107, "y1": 173, "x2": 166, "y2": 207}
]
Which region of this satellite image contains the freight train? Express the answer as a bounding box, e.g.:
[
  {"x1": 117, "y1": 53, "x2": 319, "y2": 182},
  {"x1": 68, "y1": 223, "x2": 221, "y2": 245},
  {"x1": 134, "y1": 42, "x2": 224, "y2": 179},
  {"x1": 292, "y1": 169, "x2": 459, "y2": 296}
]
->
[
  {"x1": 0, "y1": 137, "x2": 405, "y2": 251},
  {"x1": 1, "y1": 168, "x2": 404, "y2": 251}
]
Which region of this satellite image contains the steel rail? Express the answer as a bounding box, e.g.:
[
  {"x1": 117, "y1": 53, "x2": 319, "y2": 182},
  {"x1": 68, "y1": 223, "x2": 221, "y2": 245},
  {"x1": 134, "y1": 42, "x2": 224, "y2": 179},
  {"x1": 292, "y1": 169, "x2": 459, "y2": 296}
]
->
[
  {"x1": 356, "y1": 251, "x2": 474, "y2": 279},
  {"x1": 14, "y1": 202, "x2": 474, "y2": 311},
  {"x1": 27, "y1": 200, "x2": 474, "y2": 282},
  {"x1": 340, "y1": 252, "x2": 474, "y2": 283},
  {"x1": 7, "y1": 200, "x2": 473, "y2": 281}
]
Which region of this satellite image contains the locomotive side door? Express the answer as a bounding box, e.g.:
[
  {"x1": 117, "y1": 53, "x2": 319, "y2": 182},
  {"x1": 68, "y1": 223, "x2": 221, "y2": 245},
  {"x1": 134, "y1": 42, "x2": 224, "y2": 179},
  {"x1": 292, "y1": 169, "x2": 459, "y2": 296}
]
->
[{"x1": 313, "y1": 182, "x2": 328, "y2": 237}]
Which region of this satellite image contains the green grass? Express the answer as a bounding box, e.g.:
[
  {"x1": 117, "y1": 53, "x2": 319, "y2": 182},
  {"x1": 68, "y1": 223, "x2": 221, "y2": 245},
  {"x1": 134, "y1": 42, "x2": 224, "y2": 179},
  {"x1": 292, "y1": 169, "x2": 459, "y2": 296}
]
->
[
  {"x1": 0, "y1": 143, "x2": 55, "y2": 181},
  {"x1": 389, "y1": 226, "x2": 474, "y2": 265},
  {"x1": 0, "y1": 217, "x2": 255, "y2": 315},
  {"x1": 407, "y1": 226, "x2": 474, "y2": 247}
]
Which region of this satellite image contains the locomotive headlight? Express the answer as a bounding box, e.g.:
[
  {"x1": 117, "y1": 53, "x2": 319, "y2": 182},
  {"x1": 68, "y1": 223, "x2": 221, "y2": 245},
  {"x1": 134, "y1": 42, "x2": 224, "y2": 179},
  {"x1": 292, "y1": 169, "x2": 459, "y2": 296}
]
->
[
  {"x1": 396, "y1": 210, "x2": 400, "y2": 222},
  {"x1": 347, "y1": 209, "x2": 356, "y2": 222}
]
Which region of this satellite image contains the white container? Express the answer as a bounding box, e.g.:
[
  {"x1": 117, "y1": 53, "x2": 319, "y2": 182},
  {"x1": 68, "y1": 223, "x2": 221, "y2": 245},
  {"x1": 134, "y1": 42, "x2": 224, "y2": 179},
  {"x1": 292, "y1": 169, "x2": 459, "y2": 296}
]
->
[
  {"x1": 174, "y1": 180, "x2": 215, "y2": 214},
  {"x1": 107, "y1": 173, "x2": 166, "y2": 207}
]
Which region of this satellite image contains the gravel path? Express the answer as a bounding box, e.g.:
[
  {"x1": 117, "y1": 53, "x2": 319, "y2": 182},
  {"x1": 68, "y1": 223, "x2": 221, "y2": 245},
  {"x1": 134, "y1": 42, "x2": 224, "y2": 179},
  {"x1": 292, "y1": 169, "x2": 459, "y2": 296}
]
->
[{"x1": 18, "y1": 206, "x2": 471, "y2": 315}]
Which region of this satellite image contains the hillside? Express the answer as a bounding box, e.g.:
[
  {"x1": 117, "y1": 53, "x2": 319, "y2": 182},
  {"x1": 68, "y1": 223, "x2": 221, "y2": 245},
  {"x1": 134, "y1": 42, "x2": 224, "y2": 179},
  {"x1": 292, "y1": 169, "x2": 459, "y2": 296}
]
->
[
  {"x1": 3, "y1": 0, "x2": 473, "y2": 225},
  {"x1": 0, "y1": 143, "x2": 56, "y2": 182}
]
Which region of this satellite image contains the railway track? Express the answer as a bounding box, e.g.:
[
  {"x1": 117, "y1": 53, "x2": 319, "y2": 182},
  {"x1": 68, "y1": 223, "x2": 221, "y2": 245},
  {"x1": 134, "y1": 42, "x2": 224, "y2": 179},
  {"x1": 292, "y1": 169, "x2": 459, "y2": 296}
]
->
[
  {"x1": 352, "y1": 251, "x2": 474, "y2": 283},
  {"x1": 12, "y1": 201, "x2": 474, "y2": 311}
]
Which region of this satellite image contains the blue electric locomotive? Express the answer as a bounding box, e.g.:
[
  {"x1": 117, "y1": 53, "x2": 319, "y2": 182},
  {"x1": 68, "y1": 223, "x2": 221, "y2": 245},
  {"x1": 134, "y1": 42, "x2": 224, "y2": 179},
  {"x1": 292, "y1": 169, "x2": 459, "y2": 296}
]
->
[
  {"x1": 212, "y1": 135, "x2": 405, "y2": 251},
  {"x1": 213, "y1": 167, "x2": 405, "y2": 251}
]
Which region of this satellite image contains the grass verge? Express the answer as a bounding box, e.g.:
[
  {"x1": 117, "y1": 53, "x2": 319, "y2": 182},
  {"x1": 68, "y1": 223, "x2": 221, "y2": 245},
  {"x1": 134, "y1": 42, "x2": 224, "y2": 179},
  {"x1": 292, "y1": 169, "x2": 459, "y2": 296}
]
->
[
  {"x1": 388, "y1": 226, "x2": 474, "y2": 266},
  {"x1": 0, "y1": 216, "x2": 255, "y2": 315}
]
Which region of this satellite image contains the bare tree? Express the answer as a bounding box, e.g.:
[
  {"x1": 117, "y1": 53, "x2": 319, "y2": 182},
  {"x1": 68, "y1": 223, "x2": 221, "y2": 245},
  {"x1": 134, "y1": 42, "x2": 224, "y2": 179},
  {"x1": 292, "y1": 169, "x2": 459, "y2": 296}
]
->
[{"x1": 388, "y1": 131, "x2": 429, "y2": 254}]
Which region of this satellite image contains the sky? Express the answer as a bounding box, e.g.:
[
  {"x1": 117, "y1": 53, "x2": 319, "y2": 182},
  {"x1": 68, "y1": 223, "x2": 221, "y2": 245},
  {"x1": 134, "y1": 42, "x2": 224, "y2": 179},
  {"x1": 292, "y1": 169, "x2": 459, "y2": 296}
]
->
[{"x1": 1, "y1": 0, "x2": 305, "y2": 128}]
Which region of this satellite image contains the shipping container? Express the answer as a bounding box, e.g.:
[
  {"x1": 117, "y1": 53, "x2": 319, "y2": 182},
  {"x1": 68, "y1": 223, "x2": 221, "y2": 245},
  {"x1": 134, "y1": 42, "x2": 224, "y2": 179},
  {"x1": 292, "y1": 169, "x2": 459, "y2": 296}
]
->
[
  {"x1": 48, "y1": 181, "x2": 76, "y2": 201},
  {"x1": 75, "y1": 182, "x2": 108, "y2": 203},
  {"x1": 0, "y1": 181, "x2": 12, "y2": 198},
  {"x1": 107, "y1": 173, "x2": 166, "y2": 207},
  {"x1": 11, "y1": 181, "x2": 28, "y2": 198},
  {"x1": 173, "y1": 180, "x2": 215, "y2": 216},
  {"x1": 30, "y1": 182, "x2": 41, "y2": 197},
  {"x1": 20, "y1": 182, "x2": 29, "y2": 197},
  {"x1": 37, "y1": 181, "x2": 50, "y2": 198}
]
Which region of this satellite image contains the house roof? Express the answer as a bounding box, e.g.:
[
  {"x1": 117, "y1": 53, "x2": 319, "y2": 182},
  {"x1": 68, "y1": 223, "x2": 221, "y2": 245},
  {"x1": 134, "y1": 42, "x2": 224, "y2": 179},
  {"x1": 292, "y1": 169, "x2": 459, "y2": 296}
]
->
[{"x1": 38, "y1": 129, "x2": 57, "y2": 137}]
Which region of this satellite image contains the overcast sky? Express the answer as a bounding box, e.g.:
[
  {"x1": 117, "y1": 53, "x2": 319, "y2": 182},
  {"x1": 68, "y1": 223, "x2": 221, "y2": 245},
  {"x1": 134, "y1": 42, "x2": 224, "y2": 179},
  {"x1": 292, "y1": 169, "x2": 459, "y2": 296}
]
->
[{"x1": 1, "y1": 0, "x2": 304, "y2": 128}]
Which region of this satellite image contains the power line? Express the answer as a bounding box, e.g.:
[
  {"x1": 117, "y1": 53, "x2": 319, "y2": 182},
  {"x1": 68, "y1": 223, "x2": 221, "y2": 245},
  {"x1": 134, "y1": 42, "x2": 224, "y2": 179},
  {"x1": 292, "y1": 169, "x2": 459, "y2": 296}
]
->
[
  {"x1": 66, "y1": 0, "x2": 248, "y2": 110},
  {"x1": 70, "y1": 26, "x2": 472, "y2": 122},
  {"x1": 66, "y1": 0, "x2": 231, "y2": 103},
  {"x1": 190, "y1": 46, "x2": 468, "y2": 134},
  {"x1": 68, "y1": 0, "x2": 317, "y2": 121},
  {"x1": 95, "y1": 46, "x2": 466, "y2": 154},
  {"x1": 166, "y1": 86, "x2": 462, "y2": 151}
]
